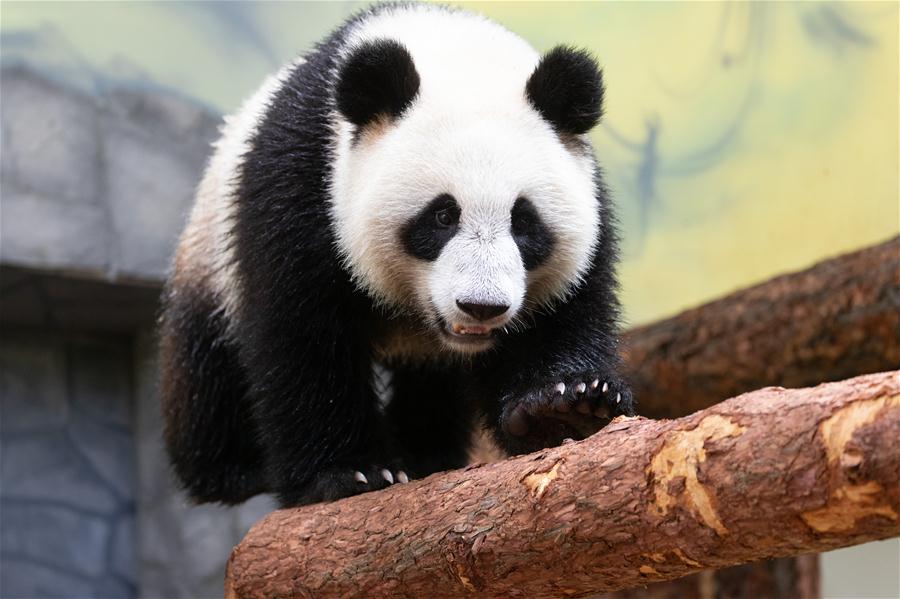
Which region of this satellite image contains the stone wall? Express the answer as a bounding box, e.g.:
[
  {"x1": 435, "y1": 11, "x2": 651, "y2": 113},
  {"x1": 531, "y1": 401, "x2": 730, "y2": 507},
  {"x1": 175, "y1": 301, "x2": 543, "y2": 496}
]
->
[
  {"x1": 134, "y1": 330, "x2": 274, "y2": 599},
  {"x1": 0, "y1": 333, "x2": 137, "y2": 597},
  {"x1": 0, "y1": 64, "x2": 274, "y2": 599},
  {"x1": 1, "y1": 64, "x2": 219, "y2": 281}
]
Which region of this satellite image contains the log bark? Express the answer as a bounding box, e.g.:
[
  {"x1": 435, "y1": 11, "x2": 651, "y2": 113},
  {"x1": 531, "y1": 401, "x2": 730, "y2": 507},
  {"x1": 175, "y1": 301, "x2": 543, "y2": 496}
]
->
[
  {"x1": 590, "y1": 238, "x2": 897, "y2": 598},
  {"x1": 597, "y1": 554, "x2": 820, "y2": 599},
  {"x1": 623, "y1": 236, "x2": 900, "y2": 420},
  {"x1": 225, "y1": 371, "x2": 900, "y2": 599}
]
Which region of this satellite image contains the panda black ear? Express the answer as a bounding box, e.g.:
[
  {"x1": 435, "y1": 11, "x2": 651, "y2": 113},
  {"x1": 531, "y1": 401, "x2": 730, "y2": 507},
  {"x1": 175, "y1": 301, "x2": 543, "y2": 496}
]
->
[
  {"x1": 525, "y1": 46, "x2": 604, "y2": 135},
  {"x1": 336, "y1": 39, "x2": 421, "y2": 128}
]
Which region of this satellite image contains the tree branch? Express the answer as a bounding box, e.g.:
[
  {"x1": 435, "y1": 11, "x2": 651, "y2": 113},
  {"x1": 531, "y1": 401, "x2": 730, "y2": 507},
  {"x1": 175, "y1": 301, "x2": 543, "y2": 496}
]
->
[
  {"x1": 624, "y1": 236, "x2": 900, "y2": 419},
  {"x1": 225, "y1": 371, "x2": 900, "y2": 599},
  {"x1": 613, "y1": 236, "x2": 899, "y2": 597}
]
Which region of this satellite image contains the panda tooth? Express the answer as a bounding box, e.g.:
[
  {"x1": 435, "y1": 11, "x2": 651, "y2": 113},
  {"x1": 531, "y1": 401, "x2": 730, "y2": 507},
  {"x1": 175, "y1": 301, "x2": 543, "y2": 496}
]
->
[
  {"x1": 397, "y1": 471, "x2": 409, "y2": 484},
  {"x1": 554, "y1": 382, "x2": 566, "y2": 395},
  {"x1": 354, "y1": 471, "x2": 368, "y2": 484},
  {"x1": 381, "y1": 469, "x2": 394, "y2": 484}
]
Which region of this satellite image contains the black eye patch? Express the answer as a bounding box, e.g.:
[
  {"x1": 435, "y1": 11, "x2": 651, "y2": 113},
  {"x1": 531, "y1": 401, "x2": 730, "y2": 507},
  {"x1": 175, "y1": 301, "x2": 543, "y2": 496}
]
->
[
  {"x1": 400, "y1": 193, "x2": 461, "y2": 261},
  {"x1": 511, "y1": 197, "x2": 555, "y2": 270}
]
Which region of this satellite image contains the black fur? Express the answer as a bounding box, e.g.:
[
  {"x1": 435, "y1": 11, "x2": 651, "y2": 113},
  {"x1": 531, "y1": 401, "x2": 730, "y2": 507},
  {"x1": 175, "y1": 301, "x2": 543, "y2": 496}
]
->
[
  {"x1": 384, "y1": 365, "x2": 475, "y2": 477},
  {"x1": 526, "y1": 45, "x2": 604, "y2": 135},
  {"x1": 511, "y1": 196, "x2": 555, "y2": 270},
  {"x1": 160, "y1": 4, "x2": 632, "y2": 508},
  {"x1": 227, "y1": 11, "x2": 390, "y2": 507},
  {"x1": 400, "y1": 193, "x2": 461, "y2": 261},
  {"x1": 336, "y1": 39, "x2": 420, "y2": 128},
  {"x1": 159, "y1": 288, "x2": 266, "y2": 504}
]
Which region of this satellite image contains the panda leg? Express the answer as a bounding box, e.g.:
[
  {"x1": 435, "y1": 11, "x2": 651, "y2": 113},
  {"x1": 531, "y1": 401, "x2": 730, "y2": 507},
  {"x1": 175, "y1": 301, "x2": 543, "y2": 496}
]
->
[
  {"x1": 159, "y1": 288, "x2": 267, "y2": 504},
  {"x1": 384, "y1": 365, "x2": 474, "y2": 478},
  {"x1": 247, "y1": 359, "x2": 409, "y2": 507},
  {"x1": 237, "y1": 302, "x2": 433, "y2": 508}
]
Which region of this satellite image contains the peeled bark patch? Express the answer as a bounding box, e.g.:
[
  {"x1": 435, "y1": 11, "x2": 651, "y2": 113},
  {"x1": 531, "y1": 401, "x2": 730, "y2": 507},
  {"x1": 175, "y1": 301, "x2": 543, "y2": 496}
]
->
[
  {"x1": 801, "y1": 394, "x2": 900, "y2": 533},
  {"x1": 226, "y1": 371, "x2": 900, "y2": 599},
  {"x1": 522, "y1": 459, "x2": 562, "y2": 499},
  {"x1": 648, "y1": 415, "x2": 745, "y2": 536},
  {"x1": 610, "y1": 237, "x2": 899, "y2": 599}
]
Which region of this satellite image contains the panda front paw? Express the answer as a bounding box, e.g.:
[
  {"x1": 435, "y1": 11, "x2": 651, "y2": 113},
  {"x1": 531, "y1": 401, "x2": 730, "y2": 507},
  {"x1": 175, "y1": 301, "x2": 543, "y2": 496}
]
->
[
  {"x1": 282, "y1": 462, "x2": 411, "y2": 506},
  {"x1": 500, "y1": 373, "x2": 633, "y2": 452}
]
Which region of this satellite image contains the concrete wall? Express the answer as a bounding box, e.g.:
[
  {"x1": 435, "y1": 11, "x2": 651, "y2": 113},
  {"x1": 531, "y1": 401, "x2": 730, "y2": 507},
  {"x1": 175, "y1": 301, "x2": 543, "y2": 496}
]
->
[
  {"x1": 134, "y1": 330, "x2": 274, "y2": 599},
  {"x1": 0, "y1": 333, "x2": 137, "y2": 598},
  {"x1": 1, "y1": 65, "x2": 219, "y2": 282},
  {"x1": 0, "y1": 65, "x2": 274, "y2": 599}
]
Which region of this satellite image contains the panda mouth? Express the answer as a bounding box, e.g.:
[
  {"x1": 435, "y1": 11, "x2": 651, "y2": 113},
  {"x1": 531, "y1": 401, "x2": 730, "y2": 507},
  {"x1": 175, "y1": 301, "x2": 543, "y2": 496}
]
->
[
  {"x1": 448, "y1": 323, "x2": 492, "y2": 338},
  {"x1": 436, "y1": 317, "x2": 496, "y2": 343}
]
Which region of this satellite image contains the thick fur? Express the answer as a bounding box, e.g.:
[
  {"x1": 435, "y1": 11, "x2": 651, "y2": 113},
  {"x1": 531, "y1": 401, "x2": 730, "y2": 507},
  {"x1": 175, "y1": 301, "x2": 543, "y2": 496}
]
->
[
  {"x1": 526, "y1": 46, "x2": 605, "y2": 135},
  {"x1": 160, "y1": 3, "x2": 633, "y2": 508}
]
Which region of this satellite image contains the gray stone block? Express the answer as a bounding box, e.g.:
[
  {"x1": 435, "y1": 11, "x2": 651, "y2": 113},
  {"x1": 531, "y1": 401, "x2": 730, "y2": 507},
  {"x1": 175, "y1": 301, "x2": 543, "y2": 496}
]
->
[
  {"x1": 0, "y1": 66, "x2": 102, "y2": 206},
  {"x1": 1, "y1": 502, "x2": 111, "y2": 578},
  {"x1": 1, "y1": 435, "x2": 120, "y2": 514},
  {"x1": 0, "y1": 338, "x2": 68, "y2": 433},
  {"x1": 104, "y1": 87, "x2": 219, "y2": 153},
  {"x1": 68, "y1": 342, "x2": 133, "y2": 430},
  {"x1": 0, "y1": 184, "x2": 110, "y2": 275},
  {"x1": 0, "y1": 557, "x2": 98, "y2": 599},
  {"x1": 111, "y1": 512, "x2": 137, "y2": 582},
  {"x1": 0, "y1": 65, "x2": 220, "y2": 283},
  {"x1": 101, "y1": 127, "x2": 200, "y2": 279},
  {"x1": 69, "y1": 413, "x2": 135, "y2": 501}
]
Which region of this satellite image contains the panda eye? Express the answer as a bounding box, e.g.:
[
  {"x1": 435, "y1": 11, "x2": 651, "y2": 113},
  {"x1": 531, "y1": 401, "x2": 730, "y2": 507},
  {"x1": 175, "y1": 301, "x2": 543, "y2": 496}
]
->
[
  {"x1": 511, "y1": 201, "x2": 534, "y2": 236},
  {"x1": 434, "y1": 208, "x2": 456, "y2": 228},
  {"x1": 511, "y1": 212, "x2": 527, "y2": 233}
]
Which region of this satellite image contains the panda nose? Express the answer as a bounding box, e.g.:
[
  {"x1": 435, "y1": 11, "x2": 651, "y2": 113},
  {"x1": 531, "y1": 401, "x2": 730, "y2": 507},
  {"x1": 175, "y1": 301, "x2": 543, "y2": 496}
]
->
[{"x1": 456, "y1": 300, "x2": 510, "y2": 322}]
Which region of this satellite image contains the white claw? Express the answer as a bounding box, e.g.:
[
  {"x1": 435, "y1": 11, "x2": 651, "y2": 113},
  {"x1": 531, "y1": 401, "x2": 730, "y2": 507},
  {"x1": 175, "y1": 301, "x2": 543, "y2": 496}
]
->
[
  {"x1": 354, "y1": 471, "x2": 368, "y2": 484},
  {"x1": 575, "y1": 382, "x2": 586, "y2": 394},
  {"x1": 562, "y1": 437, "x2": 575, "y2": 444},
  {"x1": 554, "y1": 382, "x2": 566, "y2": 395},
  {"x1": 397, "y1": 471, "x2": 409, "y2": 484},
  {"x1": 591, "y1": 379, "x2": 599, "y2": 390},
  {"x1": 602, "y1": 382, "x2": 609, "y2": 393},
  {"x1": 616, "y1": 392, "x2": 622, "y2": 404},
  {"x1": 381, "y1": 469, "x2": 394, "y2": 484}
]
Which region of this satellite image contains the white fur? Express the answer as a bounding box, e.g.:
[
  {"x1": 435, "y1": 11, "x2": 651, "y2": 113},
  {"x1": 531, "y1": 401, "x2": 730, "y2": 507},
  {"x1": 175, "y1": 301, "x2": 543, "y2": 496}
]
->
[
  {"x1": 330, "y1": 5, "x2": 600, "y2": 347},
  {"x1": 175, "y1": 59, "x2": 302, "y2": 325}
]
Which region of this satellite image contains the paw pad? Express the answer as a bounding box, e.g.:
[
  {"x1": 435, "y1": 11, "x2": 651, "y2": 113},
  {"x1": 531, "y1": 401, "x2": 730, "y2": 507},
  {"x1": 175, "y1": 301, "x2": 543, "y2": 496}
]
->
[{"x1": 502, "y1": 373, "x2": 634, "y2": 441}]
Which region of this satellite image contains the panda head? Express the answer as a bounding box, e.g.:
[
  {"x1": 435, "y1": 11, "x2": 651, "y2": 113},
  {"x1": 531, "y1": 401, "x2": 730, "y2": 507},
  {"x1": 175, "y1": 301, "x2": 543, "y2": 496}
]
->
[{"x1": 331, "y1": 37, "x2": 604, "y2": 354}]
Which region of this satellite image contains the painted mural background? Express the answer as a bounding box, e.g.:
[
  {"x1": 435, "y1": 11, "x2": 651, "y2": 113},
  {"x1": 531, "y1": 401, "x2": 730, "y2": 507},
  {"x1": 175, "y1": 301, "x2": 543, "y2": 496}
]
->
[
  {"x1": 1, "y1": 2, "x2": 897, "y2": 598},
  {"x1": 3, "y1": 1, "x2": 897, "y2": 325}
]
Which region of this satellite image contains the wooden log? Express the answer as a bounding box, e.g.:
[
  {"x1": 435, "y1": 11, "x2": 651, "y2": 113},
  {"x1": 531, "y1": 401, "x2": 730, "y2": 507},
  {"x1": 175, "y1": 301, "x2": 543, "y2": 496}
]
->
[
  {"x1": 225, "y1": 371, "x2": 900, "y2": 599},
  {"x1": 623, "y1": 236, "x2": 900, "y2": 419},
  {"x1": 619, "y1": 237, "x2": 899, "y2": 597}
]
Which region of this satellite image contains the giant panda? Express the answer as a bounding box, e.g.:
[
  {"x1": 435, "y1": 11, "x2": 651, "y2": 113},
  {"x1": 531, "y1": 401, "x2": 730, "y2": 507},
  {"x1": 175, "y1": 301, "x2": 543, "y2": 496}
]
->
[{"x1": 159, "y1": 2, "x2": 634, "y2": 508}]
